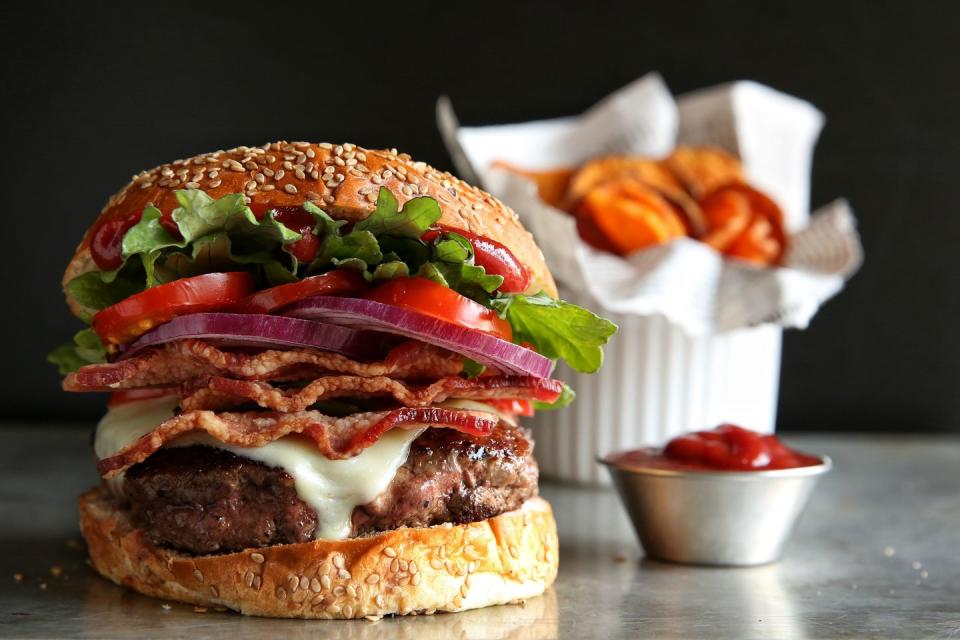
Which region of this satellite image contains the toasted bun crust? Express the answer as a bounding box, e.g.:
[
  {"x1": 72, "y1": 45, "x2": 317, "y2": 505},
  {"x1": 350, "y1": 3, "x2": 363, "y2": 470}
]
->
[
  {"x1": 63, "y1": 141, "x2": 556, "y2": 317},
  {"x1": 79, "y1": 487, "x2": 558, "y2": 619}
]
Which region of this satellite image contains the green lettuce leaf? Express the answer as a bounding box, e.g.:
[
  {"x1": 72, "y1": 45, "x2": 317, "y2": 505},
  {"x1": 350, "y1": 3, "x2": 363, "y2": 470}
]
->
[
  {"x1": 491, "y1": 293, "x2": 617, "y2": 373},
  {"x1": 533, "y1": 382, "x2": 576, "y2": 410},
  {"x1": 64, "y1": 271, "x2": 144, "y2": 322},
  {"x1": 461, "y1": 358, "x2": 486, "y2": 379},
  {"x1": 47, "y1": 328, "x2": 107, "y2": 375},
  {"x1": 353, "y1": 188, "x2": 442, "y2": 238}
]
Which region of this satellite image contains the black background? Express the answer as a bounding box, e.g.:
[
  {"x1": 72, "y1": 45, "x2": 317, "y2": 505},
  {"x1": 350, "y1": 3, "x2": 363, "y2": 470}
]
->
[{"x1": 2, "y1": 1, "x2": 957, "y2": 431}]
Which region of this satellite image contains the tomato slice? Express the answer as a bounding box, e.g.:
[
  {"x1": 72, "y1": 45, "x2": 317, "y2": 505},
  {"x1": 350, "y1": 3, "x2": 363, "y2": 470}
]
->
[
  {"x1": 231, "y1": 270, "x2": 368, "y2": 314},
  {"x1": 422, "y1": 226, "x2": 531, "y2": 293},
  {"x1": 108, "y1": 388, "x2": 177, "y2": 407},
  {"x1": 365, "y1": 277, "x2": 512, "y2": 341},
  {"x1": 485, "y1": 398, "x2": 535, "y2": 417},
  {"x1": 93, "y1": 272, "x2": 256, "y2": 347}
]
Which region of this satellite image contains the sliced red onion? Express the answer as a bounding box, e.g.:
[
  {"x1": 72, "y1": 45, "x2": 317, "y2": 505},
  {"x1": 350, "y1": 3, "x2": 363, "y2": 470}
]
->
[
  {"x1": 118, "y1": 313, "x2": 380, "y2": 361},
  {"x1": 284, "y1": 297, "x2": 553, "y2": 378}
]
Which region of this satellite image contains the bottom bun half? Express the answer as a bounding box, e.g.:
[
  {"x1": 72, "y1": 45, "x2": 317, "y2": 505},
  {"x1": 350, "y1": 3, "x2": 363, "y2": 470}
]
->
[{"x1": 79, "y1": 486, "x2": 559, "y2": 619}]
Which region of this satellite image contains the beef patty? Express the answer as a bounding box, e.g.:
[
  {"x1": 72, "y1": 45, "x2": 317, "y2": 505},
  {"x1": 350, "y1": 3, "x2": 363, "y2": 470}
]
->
[{"x1": 123, "y1": 423, "x2": 538, "y2": 554}]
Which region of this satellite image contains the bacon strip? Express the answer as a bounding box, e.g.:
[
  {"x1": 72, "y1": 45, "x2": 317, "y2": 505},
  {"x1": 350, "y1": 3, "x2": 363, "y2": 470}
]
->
[
  {"x1": 96, "y1": 407, "x2": 497, "y2": 478},
  {"x1": 180, "y1": 375, "x2": 563, "y2": 412},
  {"x1": 65, "y1": 340, "x2": 464, "y2": 391}
]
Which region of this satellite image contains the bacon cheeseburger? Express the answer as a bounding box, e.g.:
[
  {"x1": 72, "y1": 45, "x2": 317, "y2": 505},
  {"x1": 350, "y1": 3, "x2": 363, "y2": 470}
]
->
[{"x1": 50, "y1": 142, "x2": 615, "y2": 619}]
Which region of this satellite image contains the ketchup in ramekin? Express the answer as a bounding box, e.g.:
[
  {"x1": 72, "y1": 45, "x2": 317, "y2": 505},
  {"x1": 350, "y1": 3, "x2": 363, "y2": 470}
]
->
[{"x1": 606, "y1": 424, "x2": 820, "y2": 472}]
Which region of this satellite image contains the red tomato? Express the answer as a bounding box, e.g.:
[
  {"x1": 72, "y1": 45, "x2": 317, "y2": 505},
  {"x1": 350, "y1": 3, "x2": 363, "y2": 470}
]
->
[
  {"x1": 365, "y1": 277, "x2": 513, "y2": 341},
  {"x1": 249, "y1": 204, "x2": 320, "y2": 264},
  {"x1": 93, "y1": 272, "x2": 256, "y2": 346},
  {"x1": 422, "y1": 226, "x2": 531, "y2": 293},
  {"x1": 485, "y1": 399, "x2": 535, "y2": 417},
  {"x1": 108, "y1": 388, "x2": 177, "y2": 407},
  {"x1": 231, "y1": 270, "x2": 368, "y2": 314},
  {"x1": 90, "y1": 213, "x2": 143, "y2": 271}
]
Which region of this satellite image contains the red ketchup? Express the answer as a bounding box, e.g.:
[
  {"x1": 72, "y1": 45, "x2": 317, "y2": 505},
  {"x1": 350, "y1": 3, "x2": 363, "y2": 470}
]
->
[{"x1": 607, "y1": 424, "x2": 820, "y2": 472}]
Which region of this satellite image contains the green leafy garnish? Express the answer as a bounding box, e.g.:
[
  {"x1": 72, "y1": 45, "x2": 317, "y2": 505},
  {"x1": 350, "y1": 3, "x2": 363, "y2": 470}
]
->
[
  {"x1": 491, "y1": 293, "x2": 617, "y2": 373},
  {"x1": 47, "y1": 328, "x2": 107, "y2": 375},
  {"x1": 533, "y1": 382, "x2": 576, "y2": 410},
  {"x1": 461, "y1": 358, "x2": 487, "y2": 379},
  {"x1": 354, "y1": 188, "x2": 442, "y2": 238}
]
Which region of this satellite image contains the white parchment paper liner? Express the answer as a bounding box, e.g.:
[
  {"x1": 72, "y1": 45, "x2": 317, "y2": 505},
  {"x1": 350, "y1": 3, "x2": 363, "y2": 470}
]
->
[{"x1": 438, "y1": 73, "x2": 862, "y2": 335}]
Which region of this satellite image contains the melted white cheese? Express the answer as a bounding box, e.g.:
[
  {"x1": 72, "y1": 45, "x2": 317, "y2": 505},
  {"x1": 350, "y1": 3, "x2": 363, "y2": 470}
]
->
[{"x1": 93, "y1": 397, "x2": 423, "y2": 540}]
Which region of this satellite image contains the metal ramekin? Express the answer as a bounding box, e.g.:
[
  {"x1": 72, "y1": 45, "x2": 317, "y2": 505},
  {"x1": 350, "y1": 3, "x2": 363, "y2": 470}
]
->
[{"x1": 600, "y1": 450, "x2": 832, "y2": 566}]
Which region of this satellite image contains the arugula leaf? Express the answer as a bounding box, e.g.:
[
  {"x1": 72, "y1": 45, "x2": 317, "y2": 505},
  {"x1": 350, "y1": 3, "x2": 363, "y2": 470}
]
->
[
  {"x1": 47, "y1": 328, "x2": 107, "y2": 375},
  {"x1": 433, "y1": 232, "x2": 472, "y2": 263},
  {"x1": 491, "y1": 293, "x2": 617, "y2": 373},
  {"x1": 64, "y1": 271, "x2": 143, "y2": 321},
  {"x1": 371, "y1": 261, "x2": 410, "y2": 281},
  {"x1": 354, "y1": 188, "x2": 442, "y2": 238},
  {"x1": 431, "y1": 262, "x2": 503, "y2": 302},
  {"x1": 461, "y1": 358, "x2": 486, "y2": 379},
  {"x1": 533, "y1": 383, "x2": 576, "y2": 410}
]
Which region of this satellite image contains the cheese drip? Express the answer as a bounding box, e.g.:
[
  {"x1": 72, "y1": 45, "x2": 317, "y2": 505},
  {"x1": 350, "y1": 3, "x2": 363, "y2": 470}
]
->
[{"x1": 93, "y1": 396, "x2": 423, "y2": 540}]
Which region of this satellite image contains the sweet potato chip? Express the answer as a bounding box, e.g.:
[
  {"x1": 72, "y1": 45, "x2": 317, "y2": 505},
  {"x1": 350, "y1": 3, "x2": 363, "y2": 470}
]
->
[
  {"x1": 663, "y1": 146, "x2": 744, "y2": 199},
  {"x1": 567, "y1": 156, "x2": 706, "y2": 236},
  {"x1": 492, "y1": 161, "x2": 574, "y2": 208},
  {"x1": 574, "y1": 180, "x2": 686, "y2": 255},
  {"x1": 699, "y1": 183, "x2": 787, "y2": 265}
]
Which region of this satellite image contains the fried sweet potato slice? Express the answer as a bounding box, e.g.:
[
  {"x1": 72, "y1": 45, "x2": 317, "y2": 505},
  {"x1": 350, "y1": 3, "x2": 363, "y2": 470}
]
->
[
  {"x1": 699, "y1": 183, "x2": 787, "y2": 265},
  {"x1": 663, "y1": 146, "x2": 744, "y2": 199},
  {"x1": 573, "y1": 180, "x2": 686, "y2": 255}
]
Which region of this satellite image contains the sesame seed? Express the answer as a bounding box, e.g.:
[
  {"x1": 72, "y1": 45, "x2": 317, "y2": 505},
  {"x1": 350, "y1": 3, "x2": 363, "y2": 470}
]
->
[
  {"x1": 390, "y1": 559, "x2": 400, "y2": 573},
  {"x1": 334, "y1": 145, "x2": 344, "y2": 155},
  {"x1": 460, "y1": 583, "x2": 469, "y2": 598},
  {"x1": 193, "y1": 570, "x2": 204, "y2": 582},
  {"x1": 371, "y1": 175, "x2": 383, "y2": 185},
  {"x1": 343, "y1": 143, "x2": 355, "y2": 151},
  {"x1": 343, "y1": 604, "x2": 354, "y2": 618},
  {"x1": 399, "y1": 560, "x2": 408, "y2": 571},
  {"x1": 288, "y1": 576, "x2": 299, "y2": 592},
  {"x1": 255, "y1": 173, "x2": 265, "y2": 184},
  {"x1": 319, "y1": 142, "x2": 333, "y2": 149},
  {"x1": 453, "y1": 595, "x2": 463, "y2": 608},
  {"x1": 375, "y1": 595, "x2": 385, "y2": 608},
  {"x1": 210, "y1": 586, "x2": 219, "y2": 598},
  {"x1": 383, "y1": 547, "x2": 397, "y2": 558},
  {"x1": 261, "y1": 184, "x2": 275, "y2": 191},
  {"x1": 320, "y1": 574, "x2": 331, "y2": 590},
  {"x1": 411, "y1": 573, "x2": 421, "y2": 586},
  {"x1": 334, "y1": 157, "x2": 345, "y2": 167},
  {"x1": 284, "y1": 184, "x2": 298, "y2": 194},
  {"x1": 347, "y1": 584, "x2": 357, "y2": 598},
  {"x1": 366, "y1": 574, "x2": 379, "y2": 584},
  {"x1": 244, "y1": 571, "x2": 254, "y2": 587},
  {"x1": 275, "y1": 169, "x2": 286, "y2": 180},
  {"x1": 326, "y1": 604, "x2": 341, "y2": 616},
  {"x1": 339, "y1": 570, "x2": 351, "y2": 580},
  {"x1": 276, "y1": 587, "x2": 287, "y2": 601},
  {"x1": 310, "y1": 169, "x2": 320, "y2": 180},
  {"x1": 306, "y1": 148, "x2": 316, "y2": 158},
  {"x1": 227, "y1": 160, "x2": 244, "y2": 172},
  {"x1": 293, "y1": 141, "x2": 310, "y2": 148},
  {"x1": 245, "y1": 180, "x2": 257, "y2": 190},
  {"x1": 263, "y1": 167, "x2": 275, "y2": 177},
  {"x1": 310, "y1": 578, "x2": 321, "y2": 593},
  {"x1": 334, "y1": 174, "x2": 345, "y2": 183},
  {"x1": 333, "y1": 586, "x2": 345, "y2": 596},
  {"x1": 295, "y1": 169, "x2": 305, "y2": 180},
  {"x1": 300, "y1": 576, "x2": 309, "y2": 589},
  {"x1": 283, "y1": 161, "x2": 294, "y2": 170}
]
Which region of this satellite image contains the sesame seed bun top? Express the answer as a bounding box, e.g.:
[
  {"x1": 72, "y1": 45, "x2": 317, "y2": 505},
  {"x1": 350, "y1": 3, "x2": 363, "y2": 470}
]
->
[{"x1": 63, "y1": 141, "x2": 557, "y2": 316}]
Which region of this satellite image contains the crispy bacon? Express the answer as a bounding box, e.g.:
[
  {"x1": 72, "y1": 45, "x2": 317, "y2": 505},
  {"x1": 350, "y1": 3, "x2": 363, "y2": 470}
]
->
[
  {"x1": 65, "y1": 340, "x2": 465, "y2": 391},
  {"x1": 96, "y1": 407, "x2": 497, "y2": 478},
  {"x1": 179, "y1": 375, "x2": 563, "y2": 412}
]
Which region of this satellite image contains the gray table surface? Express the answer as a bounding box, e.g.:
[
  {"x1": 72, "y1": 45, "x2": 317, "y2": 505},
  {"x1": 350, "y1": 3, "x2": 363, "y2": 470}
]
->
[{"x1": 0, "y1": 428, "x2": 957, "y2": 639}]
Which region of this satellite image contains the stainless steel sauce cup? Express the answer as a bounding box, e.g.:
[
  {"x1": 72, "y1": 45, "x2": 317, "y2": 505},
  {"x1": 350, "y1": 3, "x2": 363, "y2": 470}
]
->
[{"x1": 600, "y1": 450, "x2": 831, "y2": 566}]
